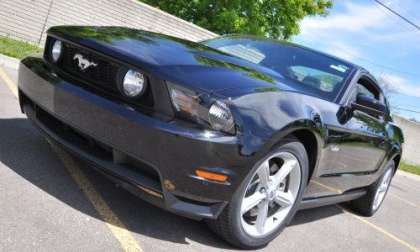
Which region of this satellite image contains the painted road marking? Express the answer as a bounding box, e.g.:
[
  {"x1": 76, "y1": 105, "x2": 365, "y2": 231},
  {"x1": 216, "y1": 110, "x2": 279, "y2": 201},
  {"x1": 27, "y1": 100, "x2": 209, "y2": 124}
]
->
[
  {"x1": 50, "y1": 144, "x2": 143, "y2": 252},
  {"x1": 311, "y1": 175, "x2": 419, "y2": 250},
  {"x1": 0, "y1": 66, "x2": 18, "y2": 97},
  {"x1": 312, "y1": 180, "x2": 342, "y2": 194},
  {"x1": 338, "y1": 206, "x2": 419, "y2": 252},
  {"x1": 0, "y1": 66, "x2": 143, "y2": 252}
]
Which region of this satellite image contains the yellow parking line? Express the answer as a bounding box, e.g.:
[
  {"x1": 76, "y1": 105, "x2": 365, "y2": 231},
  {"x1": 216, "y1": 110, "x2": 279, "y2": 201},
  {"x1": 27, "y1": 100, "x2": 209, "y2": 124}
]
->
[
  {"x1": 312, "y1": 180, "x2": 342, "y2": 194},
  {"x1": 338, "y1": 206, "x2": 419, "y2": 252},
  {"x1": 50, "y1": 144, "x2": 143, "y2": 252},
  {"x1": 0, "y1": 67, "x2": 143, "y2": 252},
  {"x1": 0, "y1": 66, "x2": 18, "y2": 97}
]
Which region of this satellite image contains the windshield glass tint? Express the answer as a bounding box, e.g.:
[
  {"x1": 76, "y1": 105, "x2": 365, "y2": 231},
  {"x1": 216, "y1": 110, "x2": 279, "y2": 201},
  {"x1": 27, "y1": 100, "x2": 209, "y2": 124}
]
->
[{"x1": 203, "y1": 37, "x2": 354, "y2": 100}]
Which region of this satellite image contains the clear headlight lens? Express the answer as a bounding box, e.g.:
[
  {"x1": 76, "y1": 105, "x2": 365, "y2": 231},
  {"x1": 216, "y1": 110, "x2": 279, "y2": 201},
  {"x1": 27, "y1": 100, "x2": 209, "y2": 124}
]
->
[
  {"x1": 209, "y1": 101, "x2": 234, "y2": 132},
  {"x1": 51, "y1": 40, "x2": 62, "y2": 62},
  {"x1": 122, "y1": 69, "x2": 146, "y2": 98},
  {"x1": 168, "y1": 83, "x2": 235, "y2": 134}
]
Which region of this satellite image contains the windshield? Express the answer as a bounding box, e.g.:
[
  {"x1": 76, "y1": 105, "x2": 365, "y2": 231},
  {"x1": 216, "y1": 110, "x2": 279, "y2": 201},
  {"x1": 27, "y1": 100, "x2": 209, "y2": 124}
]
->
[{"x1": 203, "y1": 37, "x2": 354, "y2": 101}]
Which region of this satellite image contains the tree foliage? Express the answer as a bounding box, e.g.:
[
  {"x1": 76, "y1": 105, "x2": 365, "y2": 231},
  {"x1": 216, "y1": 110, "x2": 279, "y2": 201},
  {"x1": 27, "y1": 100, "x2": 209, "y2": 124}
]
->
[{"x1": 140, "y1": 0, "x2": 333, "y2": 39}]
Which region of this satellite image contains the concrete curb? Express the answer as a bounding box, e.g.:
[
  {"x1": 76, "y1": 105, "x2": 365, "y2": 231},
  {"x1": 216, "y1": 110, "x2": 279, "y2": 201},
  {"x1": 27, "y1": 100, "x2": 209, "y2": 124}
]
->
[
  {"x1": 396, "y1": 170, "x2": 420, "y2": 182},
  {"x1": 0, "y1": 54, "x2": 19, "y2": 70}
]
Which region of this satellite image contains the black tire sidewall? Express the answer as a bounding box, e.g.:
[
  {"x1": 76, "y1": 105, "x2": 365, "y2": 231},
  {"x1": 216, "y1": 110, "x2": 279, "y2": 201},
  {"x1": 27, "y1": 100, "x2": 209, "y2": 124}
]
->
[
  {"x1": 366, "y1": 161, "x2": 395, "y2": 215},
  {"x1": 228, "y1": 138, "x2": 309, "y2": 248}
]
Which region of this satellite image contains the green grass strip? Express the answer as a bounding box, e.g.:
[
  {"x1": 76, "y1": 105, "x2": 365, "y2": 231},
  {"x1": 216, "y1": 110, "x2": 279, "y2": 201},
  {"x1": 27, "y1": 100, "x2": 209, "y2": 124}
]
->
[{"x1": 0, "y1": 36, "x2": 42, "y2": 59}]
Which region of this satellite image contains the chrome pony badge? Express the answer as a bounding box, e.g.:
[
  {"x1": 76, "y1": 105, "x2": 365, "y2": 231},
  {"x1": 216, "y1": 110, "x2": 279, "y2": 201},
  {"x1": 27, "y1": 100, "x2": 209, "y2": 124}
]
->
[{"x1": 73, "y1": 53, "x2": 98, "y2": 71}]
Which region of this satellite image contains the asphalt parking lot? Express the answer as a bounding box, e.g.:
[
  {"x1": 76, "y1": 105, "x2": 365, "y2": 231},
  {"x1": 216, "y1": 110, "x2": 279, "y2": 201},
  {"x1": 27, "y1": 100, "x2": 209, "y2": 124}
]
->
[{"x1": 0, "y1": 60, "x2": 419, "y2": 252}]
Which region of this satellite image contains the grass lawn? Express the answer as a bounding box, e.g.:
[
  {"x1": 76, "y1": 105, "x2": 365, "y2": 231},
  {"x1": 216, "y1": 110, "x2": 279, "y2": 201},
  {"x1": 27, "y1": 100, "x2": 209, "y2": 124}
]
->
[
  {"x1": 0, "y1": 36, "x2": 42, "y2": 59},
  {"x1": 400, "y1": 162, "x2": 420, "y2": 176}
]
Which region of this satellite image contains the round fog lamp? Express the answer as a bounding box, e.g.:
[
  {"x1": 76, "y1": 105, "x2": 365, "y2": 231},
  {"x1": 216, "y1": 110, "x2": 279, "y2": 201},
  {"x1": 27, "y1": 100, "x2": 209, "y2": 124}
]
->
[
  {"x1": 209, "y1": 101, "x2": 234, "y2": 133},
  {"x1": 122, "y1": 69, "x2": 146, "y2": 97},
  {"x1": 51, "y1": 40, "x2": 62, "y2": 62}
]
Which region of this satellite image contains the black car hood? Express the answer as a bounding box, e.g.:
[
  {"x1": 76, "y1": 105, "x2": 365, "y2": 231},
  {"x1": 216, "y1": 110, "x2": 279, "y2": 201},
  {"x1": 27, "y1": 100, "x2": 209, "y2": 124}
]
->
[{"x1": 48, "y1": 26, "x2": 295, "y2": 96}]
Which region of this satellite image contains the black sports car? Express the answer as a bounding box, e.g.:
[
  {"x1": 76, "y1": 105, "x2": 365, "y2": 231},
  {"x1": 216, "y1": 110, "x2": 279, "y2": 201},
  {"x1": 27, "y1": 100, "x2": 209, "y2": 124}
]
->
[{"x1": 18, "y1": 26, "x2": 403, "y2": 249}]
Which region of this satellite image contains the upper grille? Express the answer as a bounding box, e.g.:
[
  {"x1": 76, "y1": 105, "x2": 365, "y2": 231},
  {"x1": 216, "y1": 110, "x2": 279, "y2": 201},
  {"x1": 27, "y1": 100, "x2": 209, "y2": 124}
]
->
[
  {"x1": 45, "y1": 37, "x2": 154, "y2": 108},
  {"x1": 57, "y1": 42, "x2": 120, "y2": 93}
]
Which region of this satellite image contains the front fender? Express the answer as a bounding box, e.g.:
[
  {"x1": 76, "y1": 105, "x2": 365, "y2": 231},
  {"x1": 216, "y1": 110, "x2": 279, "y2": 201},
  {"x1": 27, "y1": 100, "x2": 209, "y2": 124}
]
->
[{"x1": 231, "y1": 91, "x2": 328, "y2": 160}]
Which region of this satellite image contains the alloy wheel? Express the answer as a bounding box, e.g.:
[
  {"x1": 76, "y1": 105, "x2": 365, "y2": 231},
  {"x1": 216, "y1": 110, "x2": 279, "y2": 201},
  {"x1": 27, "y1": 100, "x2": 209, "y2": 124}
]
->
[
  {"x1": 372, "y1": 168, "x2": 393, "y2": 211},
  {"x1": 240, "y1": 151, "x2": 301, "y2": 238}
]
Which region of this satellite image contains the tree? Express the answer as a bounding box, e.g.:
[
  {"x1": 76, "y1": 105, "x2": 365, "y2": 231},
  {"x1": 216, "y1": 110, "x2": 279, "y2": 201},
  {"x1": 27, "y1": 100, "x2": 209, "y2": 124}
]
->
[{"x1": 140, "y1": 0, "x2": 333, "y2": 39}]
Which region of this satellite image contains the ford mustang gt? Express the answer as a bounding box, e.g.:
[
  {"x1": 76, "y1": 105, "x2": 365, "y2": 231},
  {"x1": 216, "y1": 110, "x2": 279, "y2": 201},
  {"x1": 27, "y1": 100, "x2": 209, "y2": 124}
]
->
[{"x1": 18, "y1": 26, "x2": 403, "y2": 249}]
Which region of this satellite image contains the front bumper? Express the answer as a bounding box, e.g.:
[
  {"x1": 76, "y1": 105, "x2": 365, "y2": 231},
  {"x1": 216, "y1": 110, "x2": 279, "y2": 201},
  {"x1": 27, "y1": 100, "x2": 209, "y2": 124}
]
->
[{"x1": 18, "y1": 56, "x2": 253, "y2": 220}]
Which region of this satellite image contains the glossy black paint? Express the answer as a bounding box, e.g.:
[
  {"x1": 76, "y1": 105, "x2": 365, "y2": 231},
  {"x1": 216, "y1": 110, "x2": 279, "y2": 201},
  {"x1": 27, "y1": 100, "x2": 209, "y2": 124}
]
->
[{"x1": 18, "y1": 26, "x2": 403, "y2": 219}]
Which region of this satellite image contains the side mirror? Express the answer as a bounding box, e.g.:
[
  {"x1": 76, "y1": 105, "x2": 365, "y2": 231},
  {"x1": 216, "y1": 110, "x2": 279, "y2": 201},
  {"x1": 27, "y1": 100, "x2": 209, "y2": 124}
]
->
[{"x1": 352, "y1": 94, "x2": 386, "y2": 117}]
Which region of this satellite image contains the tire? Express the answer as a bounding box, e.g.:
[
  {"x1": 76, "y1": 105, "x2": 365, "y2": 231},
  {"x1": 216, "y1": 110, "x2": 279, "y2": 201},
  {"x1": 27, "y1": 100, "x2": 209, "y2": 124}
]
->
[
  {"x1": 207, "y1": 137, "x2": 309, "y2": 249},
  {"x1": 347, "y1": 161, "x2": 395, "y2": 217}
]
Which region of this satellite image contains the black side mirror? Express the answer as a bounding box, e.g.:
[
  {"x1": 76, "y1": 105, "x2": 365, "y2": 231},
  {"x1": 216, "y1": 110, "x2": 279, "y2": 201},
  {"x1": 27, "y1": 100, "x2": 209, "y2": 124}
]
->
[{"x1": 352, "y1": 94, "x2": 386, "y2": 117}]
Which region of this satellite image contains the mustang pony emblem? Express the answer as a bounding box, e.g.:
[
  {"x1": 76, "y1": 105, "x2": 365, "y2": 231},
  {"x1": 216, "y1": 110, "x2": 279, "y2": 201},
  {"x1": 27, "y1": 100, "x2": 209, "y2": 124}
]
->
[{"x1": 73, "y1": 53, "x2": 98, "y2": 70}]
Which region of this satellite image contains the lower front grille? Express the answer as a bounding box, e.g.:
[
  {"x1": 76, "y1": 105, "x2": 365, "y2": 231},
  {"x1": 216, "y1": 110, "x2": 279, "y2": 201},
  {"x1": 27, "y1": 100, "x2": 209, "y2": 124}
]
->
[{"x1": 22, "y1": 93, "x2": 161, "y2": 190}]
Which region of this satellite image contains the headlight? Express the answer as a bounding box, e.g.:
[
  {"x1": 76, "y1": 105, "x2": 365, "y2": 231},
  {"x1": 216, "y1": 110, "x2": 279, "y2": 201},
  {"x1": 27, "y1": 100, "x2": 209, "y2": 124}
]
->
[
  {"x1": 51, "y1": 40, "x2": 62, "y2": 62},
  {"x1": 121, "y1": 69, "x2": 147, "y2": 98},
  {"x1": 168, "y1": 83, "x2": 235, "y2": 134},
  {"x1": 209, "y1": 101, "x2": 234, "y2": 132}
]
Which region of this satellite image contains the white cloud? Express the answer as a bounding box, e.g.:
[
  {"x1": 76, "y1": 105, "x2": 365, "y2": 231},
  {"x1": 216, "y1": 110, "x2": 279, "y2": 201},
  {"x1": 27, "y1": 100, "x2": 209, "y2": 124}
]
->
[
  {"x1": 295, "y1": 0, "x2": 420, "y2": 89},
  {"x1": 299, "y1": 1, "x2": 420, "y2": 49},
  {"x1": 295, "y1": 2, "x2": 390, "y2": 64},
  {"x1": 293, "y1": 0, "x2": 420, "y2": 113},
  {"x1": 300, "y1": 2, "x2": 388, "y2": 35},
  {"x1": 323, "y1": 41, "x2": 363, "y2": 62},
  {"x1": 379, "y1": 73, "x2": 420, "y2": 97}
]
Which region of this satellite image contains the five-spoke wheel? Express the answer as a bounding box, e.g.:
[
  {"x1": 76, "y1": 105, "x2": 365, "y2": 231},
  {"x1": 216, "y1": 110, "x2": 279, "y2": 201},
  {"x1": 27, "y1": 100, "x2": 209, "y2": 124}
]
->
[
  {"x1": 372, "y1": 165, "x2": 393, "y2": 211},
  {"x1": 207, "y1": 138, "x2": 308, "y2": 249},
  {"x1": 240, "y1": 152, "x2": 301, "y2": 237},
  {"x1": 208, "y1": 137, "x2": 396, "y2": 249}
]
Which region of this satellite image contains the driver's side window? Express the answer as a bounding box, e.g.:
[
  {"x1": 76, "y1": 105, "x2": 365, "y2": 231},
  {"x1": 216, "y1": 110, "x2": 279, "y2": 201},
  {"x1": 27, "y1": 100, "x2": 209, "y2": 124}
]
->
[
  {"x1": 351, "y1": 75, "x2": 387, "y2": 119},
  {"x1": 356, "y1": 77, "x2": 380, "y2": 101},
  {"x1": 357, "y1": 84, "x2": 376, "y2": 100},
  {"x1": 348, "y1": 75, "x2": 382, "y2": 105}
]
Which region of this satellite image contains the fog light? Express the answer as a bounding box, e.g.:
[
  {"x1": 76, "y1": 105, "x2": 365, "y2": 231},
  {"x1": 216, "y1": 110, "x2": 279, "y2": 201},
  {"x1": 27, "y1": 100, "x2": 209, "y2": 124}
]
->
[
  {"x1": 121, "y1": 69, "x2": 146, "y2": 98},
  {"x1": 51, "y1": 40, "x2": 62, "y2": 62}
]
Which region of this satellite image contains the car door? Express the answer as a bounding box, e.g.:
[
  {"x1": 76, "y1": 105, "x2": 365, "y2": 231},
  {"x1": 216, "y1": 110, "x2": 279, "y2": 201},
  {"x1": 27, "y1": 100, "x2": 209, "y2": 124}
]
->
[{"x1": 313, "y1": 73, "x2": 389, "y2": 195}]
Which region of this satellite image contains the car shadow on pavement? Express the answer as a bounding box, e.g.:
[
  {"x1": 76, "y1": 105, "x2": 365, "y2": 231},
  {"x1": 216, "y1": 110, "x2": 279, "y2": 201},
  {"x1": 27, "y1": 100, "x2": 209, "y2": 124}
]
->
[
  {"x1": 0, "y1": 117, "x2": 346, "y2": 250},
  {"x1": 292, "y1": 205, "x2": 344, "y2": 227}
]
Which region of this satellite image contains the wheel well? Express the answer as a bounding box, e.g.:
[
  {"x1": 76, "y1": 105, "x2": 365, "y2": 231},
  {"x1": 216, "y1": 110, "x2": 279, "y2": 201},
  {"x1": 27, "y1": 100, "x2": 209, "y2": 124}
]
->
[{"x1": 288, "y1": 130, "x2": 318, "y2": 184}]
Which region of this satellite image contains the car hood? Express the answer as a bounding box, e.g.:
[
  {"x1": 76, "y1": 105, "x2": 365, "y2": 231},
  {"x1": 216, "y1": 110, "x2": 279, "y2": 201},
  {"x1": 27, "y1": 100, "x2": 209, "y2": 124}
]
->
[{"x1": 48, "y1": 26, "x2": 296, "y2": 95}]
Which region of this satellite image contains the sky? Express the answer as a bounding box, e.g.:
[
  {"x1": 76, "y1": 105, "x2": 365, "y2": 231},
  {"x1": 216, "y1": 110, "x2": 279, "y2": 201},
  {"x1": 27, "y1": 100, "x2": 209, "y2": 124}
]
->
[{"x1": 292, "y1": 0, "x2": 420, "y2": 121}]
